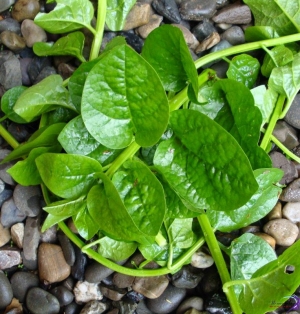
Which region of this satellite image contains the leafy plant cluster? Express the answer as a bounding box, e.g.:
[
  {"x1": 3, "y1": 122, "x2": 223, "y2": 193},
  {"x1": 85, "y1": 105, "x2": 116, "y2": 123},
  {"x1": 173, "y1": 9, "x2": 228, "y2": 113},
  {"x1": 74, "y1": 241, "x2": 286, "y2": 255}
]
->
[{"x1": 1, "y1": 0, "x2": 300, "y2": 313}]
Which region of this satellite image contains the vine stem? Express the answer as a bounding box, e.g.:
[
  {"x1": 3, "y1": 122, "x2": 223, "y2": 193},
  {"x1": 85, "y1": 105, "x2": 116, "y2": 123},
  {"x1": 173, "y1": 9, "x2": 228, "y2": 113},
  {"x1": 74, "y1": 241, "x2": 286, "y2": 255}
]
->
[
  {"x1": 0, "y1": 124, "x2": 19, "y2": 149},
  {"x1": 197, "y1": 214, "x2": 242, "y2": 314}
]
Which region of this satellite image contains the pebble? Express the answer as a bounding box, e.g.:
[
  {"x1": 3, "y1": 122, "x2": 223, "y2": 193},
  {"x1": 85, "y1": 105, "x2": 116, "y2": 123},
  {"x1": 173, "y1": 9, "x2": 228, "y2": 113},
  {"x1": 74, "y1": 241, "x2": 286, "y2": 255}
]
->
[
  {"x1": 113, "y1": 300, "x2": 137, "y2": 313},
  {"x1": 0, "y1": 161, "x2": 16, "y2": 186},
  {"x1": 0, "y1": 30, "x2": 26, "y2": 52},
  {"x1": 280, "y1": 178, "x2": 300, "y2": 202},
  {"x1": 13, "y1": 184, "x2": 42, "y2": 217},
  {"x1": 198, "y1": 266, "x2": 221, "y2": 295},
  {"x1": 191, "y1": 250, "x2": 214, "y2": 268},
  {"x1": 1, "y1": 198, "x2": 26, "y2": 228},
  {"x1": 21, "y1": 19, "x2": 47, "y2": 47},
  {"x1": 80, "y1": 300, "x2": 108, "y2": 314},
  {"x1": 263, "y1": 218, "x2": 299, "y2": 246},
  {"x1": 0, "y1": 54, "x2": 22, "y2": 90},
  {"x1": 50, "y1": 285, "x2": 74, "y2": 306},
  {"x1": 10, "y1": 271, "x2": 39, "y2": 303},
  {"x1": 26, "y1": 287, "x2": 60, "y2": 314},
  {"x1": 0, "y1": 270, "x2": 13, "y2": 310},
  {"x1": 273, "y1": 120, "x2": 299, "y2": 150},
  {"x1": 192, "y1": 18, "x2": 217, "y2": 41},
  {"x1": 40, "y1": 225, "x2": 57, "y2": 243},
  {"x1": 113, "y1": 272, "x2": 135, "y2": 288},
  {"x1": 152, "y1": 0, "x2": 181, "y2": 23},
  {"x1": 100, "y1": 284, "x2": 126, "y2": 301},
  {"x1": 85, "y1": 261, "x2": 115, "y2": 283},
  {"x1": 133, "y1": 275, "x2": 169, "y2": 299},
  {"x1": 0, "y1": 18, "x2": 21, "y2": 35},
  {"x1": 0, "y1": 247, "x2": 22, "y2": 270},
  {"x1": 20, "y1": 57, "x2": 32, "y2": 85},
  {"x1": 0, "y1": 0, "x2": 15, "y2": 13},
  {"x1": 206, "y1": 293, "x2": 232, "y2": 314},
  {"x1": 173, "y1": 24, "x2": 199, "y2": 50},
  {"x1": 123, "y1": 2, "x2": 152, "y2": 31},
  {"x1": 33, "y1": 65, "x2": 57, "y2": 83},
  {"x1": 146, "y1": 284, "x2": 187, "y2": 313},
  {"x1": 73, "y1": 281, "x2": 103, "y2": 304},
  {"x1": 57, "y1": 62, "x2": 76, "y2": 80},
  {"x1": 254, "y1": 232, "x2": 276, "y2": 249},
  {"x1": 176, "y1": 297, "x2": 204, "y2": 314},
  {"x1": 27, "y1": 56, "x2": 52, "y2": 83},
  {"x1": 5, "y1": 297, "x2": 23, "y2": 313},
  {"x1": 285, "y1": 94, "x2": 300, "y2": 129},
  {"x1": 137, "y1": 14, "x2": 163, "y2": 38},
  {"x1": 57, "y1": 231, "x2": 75, "y2": 266},
  {"x1": 195, "y1": 31, "x2": 220, "y2": 53},
  {"x1": 65, "y1": 302, "x2": 81, "y2": 314},
  {"x1": 12, "y1": 0, "x2": 40, "y2": 22},
  {"x1": 0, "y1": 222, "x2": 11, "y2": 247},
  {"x1": 221, "y1": 26, "x2": 245, "y2": 45},
  {"x1": 11, "y1": 223, "x2": 24, "y2": 248},
  {"x1": 266, "y1": 202, "x2": 282, "y2": 221},
  {"x1": 241, "y1": 225, "x2": 261, "y2": 234},
  {"x1": 119, "y1": 31, "x2": 144, "y2": 53},
  {"x1": 282, "y1": 202, "x2": 300, "y2": 224},
  {"x1": 71, "y1": 246, "x2": 87, "y2": 281},
  {"x1": 179, "y1": 0, "x2": 217, "y2": 20},
  {"x1": 171, "y1": 266, "x2": 204, "y2": 289},
  {"x1": 212, "y1": 4, "x2": 252, "y2": 24},
  {"x1": 38, "y1": 243, "x2": 71, "y2": 284}
]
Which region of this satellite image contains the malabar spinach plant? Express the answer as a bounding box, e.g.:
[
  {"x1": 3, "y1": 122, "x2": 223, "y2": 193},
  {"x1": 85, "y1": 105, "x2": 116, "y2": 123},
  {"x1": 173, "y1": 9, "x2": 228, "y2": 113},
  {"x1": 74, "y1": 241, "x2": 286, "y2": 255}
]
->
[{"x1": 1, "y1": 0, "x2": 300, "y2": 313}]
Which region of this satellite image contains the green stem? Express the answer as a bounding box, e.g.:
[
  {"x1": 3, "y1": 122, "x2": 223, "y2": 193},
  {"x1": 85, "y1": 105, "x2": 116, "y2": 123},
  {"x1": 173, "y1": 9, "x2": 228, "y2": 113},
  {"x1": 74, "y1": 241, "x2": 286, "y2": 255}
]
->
[
  {"x1": 270, "y1": 134, "x2": 300, "y2": 163},
  {"x1": 0, "y1": 124, "x2": 19, "y2": 149},
  {"x1": 197, "y1": 214, "x2": 242, "y2": 314},
  {"x1": 89, "y1": 0, "x2": 107, "y2": 60},
  {"x1": 260, "y1": 94, "x2": 285, "y2": 150}
]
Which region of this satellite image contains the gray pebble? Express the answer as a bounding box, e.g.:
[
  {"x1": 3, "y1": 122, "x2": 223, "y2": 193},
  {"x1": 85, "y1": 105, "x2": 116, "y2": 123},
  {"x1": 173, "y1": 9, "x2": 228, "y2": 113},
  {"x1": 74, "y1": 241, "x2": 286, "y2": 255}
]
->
[
  {"x1": 0, "y1": 247, "x2": 22, "y2": 270},
  {"x1": 58, "y1": 231, "x2": 75, "y2": 266},
  {"x1": 27, "y1": 56, "x2": 52, "y2": 83},
  {"x1": 179, "y1": 0, "x2": 216, "y2": 20},
  {"x1": 152, "y1": 0, "x2": 181, "y2": 23},
  {"x1": 282, "y1": 202, "x2": 300, "y2": 224},
  {"x1": 34, "y1": 66, "x2": 57, "y2": 84},
  {"x1": 50, "y1": 285, "x2": 74, "y2": 306},
  {"x1": 113, "y1": 300, "x2": 137, "y2": 313},
  {"x1": 0, "y1": 161, "x2": 16, "y2": 185},
  {"x1": 80, "y1": 300, "x2": 108, "y2": 314},
  {"x1": 0, "y1": 0, "x2": 15, "y2": 13},
  {"x1": 65, "y1": 302, "x2": 82, "y2": 314},
  {"x1": 0, "y1": 53, "x2": 22, "y2": 90},
  {"x1": 7, "y1": 123, "x2": 30, "y2": 142},
  {"x1": 0, "y1": 18, "x2": 21, "y2": 35},
  {"x1": 285, "y1": 94, "x2": 300, "y2": 129},
  {"x1": 273, "y1": 120, "x2": 299, "y2": 150},
  {"x1": 10, "y1": 271, "x2": 39, "y2": 302},
  {"x1": 212, "y1": 3, "x2": 252, "y2": 24},
  {"x1": 192, "y1": 18, "x2": 217, "y2": 41},
  {"x1": 171, "y1": 266, "x2": 204, "y2": 289},
  {"x1": 20, "y1": 57, "x2": 32, "y2": 85},
  {"x1": 26, "y1": 287, "x2": 60, "y2": 314},
  {"x1": 280, "y1": 178, "x2": 300, "y2": 202},
  {"x1": 136, "y1": 299, "x2": 155, "y2": 314},
  {"x1": 221, "y1": 26, "x2": 245, "y2": 45},
  {"x1": 0, "y1": 270, "x2": 13, "y2": 310},
  {"x1": 176, "y1": 297, "x2": 204, "y2": 314},
  {"x1": 85, "y1": 261, "x2": 116, "y2": 283},
  {"x1": 40, "y1": 225, "x2": 57, "y2": 243},
  {"x1": 21, "y1": 19, "x2": 47, "y2": 47},
  {"x1": 1, "y1": 197, "x2": 26, "y2": 228}
]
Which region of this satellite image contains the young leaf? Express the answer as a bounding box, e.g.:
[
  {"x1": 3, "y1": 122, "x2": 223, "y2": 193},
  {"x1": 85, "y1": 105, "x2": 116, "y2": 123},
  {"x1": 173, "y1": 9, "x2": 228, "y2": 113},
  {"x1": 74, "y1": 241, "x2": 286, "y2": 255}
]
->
[
  {"x1": 213, "y1": 79, "x2": 271, "y2": 169},
  {"x1": 81, "y1": 44, "x2": 169, "y2": 149},
  {"x1": 35, "y1": 153, "x2": 102, "y2": 199},
  {"x1": 33, "y1": 31, "x2": 86, "y2": 62},
  {"x1": 142, "y1": 24, "x2": 198, "y2": 94},
  {"x1": 226, "y1": 54, "x2": 260, "y2": 89},
  {"x1": 34, "y1": 0, "x2": 94, "y2": 34},
  {"x1": 238, "y1": 239, "x2": 300, "y2": 314},
  {"x1": 98, "y1": 236, "x2": 137, "y2": 262},
  {"x1": 207, "y1": 168, "x2": 283, "y2": 232},
  {"x1": 1, "y1": 86, "x2": 28, "y2": 123},
  {"x1": 243, "y1": 0, "x2": 300, "y2": 36},
  {"x1": 154, "y1": 110, "x2": 258, "y2": 212},
  {"x1": 106, "y1": 0, "x2": 136, "y2": 31},
  {"x1": 245, "y1": 26, "x2": 280, "y2": 41},
  {"x1": 42, "y1": 213, "x2": 70, "y2": 232},
  {"x1": 44, "y1": 196, "x2": 86, "y2": 216},
  {"x1": 13, "y1": 75, "x2": 77, "y2": 122}
]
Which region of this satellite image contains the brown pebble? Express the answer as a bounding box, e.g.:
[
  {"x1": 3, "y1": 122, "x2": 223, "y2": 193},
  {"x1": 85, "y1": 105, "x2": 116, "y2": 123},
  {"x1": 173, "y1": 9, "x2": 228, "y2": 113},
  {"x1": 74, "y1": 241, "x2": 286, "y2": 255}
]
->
[
  {"x1": 0, "y1": 31, "x2": 26, "y2": 52},
  {"x1": 254, "y1": 232, "x2": 276, "y2": 249},
  {"x1": 133, "y1": 276, "x2": 169, "y2": 299},
  {"x1": 12, "y1": 0, "x2": 40, "y2": 22},
  {"x1": 266, "y1": 202, "x2": 282, "y2": 221}
]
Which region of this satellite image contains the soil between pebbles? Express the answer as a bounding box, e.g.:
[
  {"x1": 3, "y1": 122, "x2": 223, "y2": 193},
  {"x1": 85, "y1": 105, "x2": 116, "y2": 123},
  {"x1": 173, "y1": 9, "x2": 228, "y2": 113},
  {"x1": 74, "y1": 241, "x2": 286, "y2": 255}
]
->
[{"x1": 0, "y1": 0, "x2": 300, "y2": 314}]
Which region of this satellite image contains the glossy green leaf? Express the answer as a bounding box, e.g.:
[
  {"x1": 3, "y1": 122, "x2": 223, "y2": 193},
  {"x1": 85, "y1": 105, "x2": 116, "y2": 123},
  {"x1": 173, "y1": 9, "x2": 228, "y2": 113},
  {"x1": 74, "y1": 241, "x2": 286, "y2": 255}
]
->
[
  {"x1": 81, "y1": 44, "x2": 169, "y2": 149},
  {"x1": 42, "y1": 213, "x2": 70, "y2": 232},
  {"x1": 226, "y1": 54, "x2": 260, "y2": 88},
  {"x1": 243, "y1": 0, "x2": 300, "y2": 36},
  {"x1": 13, "y1": 75, "x2": 77, "y2": 122},
  {"x1": 42, "y1": 107, "x2": 77, "y2": 124},
  {"x1": 154, "y1": 110, "x2": 258, "y2": 212},
  {"x1": 33, "y1": 31, "x2": 86, "y2": 62},
  {"x1": 2, "y1": 123, "x2": 66, "y2": 163},
  {"x1": 112, "y1": 159, "x2": 166, "y2": 236},
  {"x1": 142, "y1": 25, "x2": 198, "y2": 94},
  {"x1": 106, "y1": 0, "x2": 136, "y2": 31},
  {"x1": 7, "y1": 145, "x2": 61, "y2": 186},
  {"x1": 208, "y1": 168, "x2": 283, "y2": 232},
  {"x1": 98, "y1": 236, "x2": 137, "y2": 262},
  {"x1": 34, "y1": 0, "x2": 94, "y2": 34},
  {"x1": 213, "y1": 79, "x2": 271, "y2": 169},
  {"x1": 244, "y1": 26, "x2": 280, "y2": 41},
  {"x1": 35, "y1": 153, "x2": 102, "y2": 199},
  {"x1": 44, "y1": 196, "x2": 86, "y2": 216},
  {"x1": 1, "y1": 86, "x2": 28, "y2": 123},
  {"x1": 238, "y1": 239, "x2": 300, "y2": 314}
]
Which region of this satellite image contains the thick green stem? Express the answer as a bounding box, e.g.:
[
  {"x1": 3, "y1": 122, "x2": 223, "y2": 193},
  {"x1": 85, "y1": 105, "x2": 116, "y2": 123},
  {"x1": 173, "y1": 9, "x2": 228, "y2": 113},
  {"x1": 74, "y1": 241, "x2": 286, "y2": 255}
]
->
[
  {"x1": 0, "y1": 124, "x2": 19, "y2": 149},
  {"x1": 197, "y1": 214, "x2": 242, "y2": 314}
]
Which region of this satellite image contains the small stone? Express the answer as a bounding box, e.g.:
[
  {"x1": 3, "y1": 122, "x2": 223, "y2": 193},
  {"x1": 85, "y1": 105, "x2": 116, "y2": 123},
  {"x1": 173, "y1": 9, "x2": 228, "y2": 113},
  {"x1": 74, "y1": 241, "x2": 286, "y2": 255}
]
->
[
  {"x1": 179, "y1": 0, "x2": 217, "y2": 21},
  {"x1": 85, "y1": 261, "x2": 115, "y2": 283},
  {"x1": 113, "y1": 300, "x2": 137, "y2": 313},
  {"x1": 71, "y1": 246, "x2": 87, "y2": 281},
  {"x1": 0, "y1": 30, "x2": 26, "y2": 52},
  {"x1": 21, "y1": 19, "x2": 47, "y2": 47},
  {"x1": 26, "y1": 287, "x2": 60, "y2": 314},
  {"x1": 133, "y1": 276, "x2": 169, "y2": 299},
  {"x1": 20, "y1": 57, "x2": 32, "y2": 85},
  {"x1": 273, "y1": 120, "x2": 299, "y2": 150},
  {"x1": 212, "y1": 4, "x2": 252, "y2": 24},
  {"x1": 173, "y1": 24, "x2": 199, "y2": 50},
  {"x1": 171, "y1": 266, "x2": 204, "y2": 289},
  {"x1": 0, "y1": 270, "x2": 13, "y2": 310},
  {"x1": 195, "y1": 31, "x2": 220, "y2": 53},
  {"x1": 0, "y1": 54, "x2": 22, "y2": 90},
  {"x1": 38, "y1": 243, "x2": 71, "y2": 284},
  {"x1": 10, "y1": 271, "x2": 39, "y2": 303},
  {"x1": 263, "y1": 218, "x2": 299, "y2": 246},
  {"x1": 209, "y1": 39, "x2": 232, "y2": 53},
  {"x1": 206, "y1": 293, "x2": 231, "y2": 314},
  {"x1": 0, "y1": 247, "x2": 22, "y2": 269},
  {"x1": 123, "y1": 2, "x2": 152, "y2": 31},
  {"x1": 4, "y1": 297, "x2": 23, "y2": 314},
  {"x1": 198, "y1": 266, "x2": 221, "y2": 295},
  {"x1": 100, "y1": 284, "x2": 127, "y2": 301},
  {"x1": 282, "y1": 202, "x2": 300, "y2": 224},
  {"x1": 1, "y1": 198, "x2": 26, "y2": 228},
  {"x1": 34, "y1": 65, "x2": 57, "y2": 84},
  {"x1": 285, "y1": 94, "x2": 300, "y2": 129},
  {"x1": 40, "y1": 225, "x2": 57, "y2": 243},
  {"x1": 254, "y1": 232, "x2": 276, "y2": 249},
  {"x1": 280, "y1": 178, "x2": 300, "y2": 202},
  {"x1": 176, "y1": 297, "x2": 204, "y2": 314},
  {"x1": 221, "y1": 26, "x2": 245, "y2": 45},
  {"x1": 266, "y1": 202, "x2": 282, "y2": 221},
  {"x1": 0, "y1": 0, "x2": 15, "y2": 13},
  {"x1": 12, "y1": 0, "x2": 40, "y2": 22},
  {"x1": 119, "y1": 31, "x2": 144, "y2": 53},
  {"x1": 73, "y1": 281, "x2": 103, "y2": 304},
  {"x1": 57, "y1": 62, "x2": 76, "y2": 80},
  {"x1": 58, "y1": 231, "x2": 75, "y2": 266},
  {"x1": 192, "y1": 18, "x2": 217, "y2": 41},
  {"x1": 113, "y1": 272, "x2": 135, "y2": 288},
  {"x1": 50, "y1": 286, "x2": 74, "y2": 306},
  {"x1": 137, "y1": 14, "x2": 163, "y2": 39},
  {"x1": 27, "y1": 56, "x2": 52, "y2": 83},
  {"x1": 80, "y1": 300, "x2": 108, "y2": 314},
  {"x1": 216, "y1": 0, "x2": 229, "y2": 9},
  {"x1": 191, "y1": 250, "x2": 214, "y2": 268},
  {"x1": 0, "y1": 18, "x2": 21, "y2": 35},
  {"x1": 64, "y1": 302, "x2": 81, "y2": 314},
  {"x1": 11, "y1": 223, "x2": 24, "y2": 248},
  {"x1": 22, "y1": 217, "x2": 40, "y2": 266},
  {"x1": 136, "y1": 299, "x2": 154, "y2": 314},
  {"x1": 152, "y1": 0, "x2": 181, "y2": 23},
  {"x1": 0, "y1": 223, "x2": 10, "y2": 247}
]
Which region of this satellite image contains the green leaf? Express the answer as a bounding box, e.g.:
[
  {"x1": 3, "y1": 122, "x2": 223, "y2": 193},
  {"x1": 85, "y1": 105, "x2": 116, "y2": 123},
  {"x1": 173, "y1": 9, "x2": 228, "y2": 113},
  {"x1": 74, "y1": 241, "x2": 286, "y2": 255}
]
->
[
  {"x1": 207, "y1": 168, "x2": 283, "y2": 232},
  {"x1": 7, "y1": 145, "x2": 61, "y2": 186},
  {"x1": 33, "y1": 31, "x2": 86, "y2": 62},
  {"x1": 34, "y1": 0, "x2": 94, "y2": 34},
  {"x1": 142, "y1": 24, "x2": 198, "y2": 94},
  {"x1": 1, "y1": 86, "x2": 28, "y2": 123},
  {"x1": 13, "y1": 75, "x2": 77, "y2": 122},
  {"x1": 226, "y1": 54, "x2": 260, "y2": 89},
  {"x1": 243, "y1": 0, "x2": 300, "y2": 36},
  {"x1": 42, "y1": 213, "x2": 70, "y2": 232},
  {"x1": 106, "y1": 0, "x2": 136, "y2": 31},
  {"x1": 2, "y1": 123, "x2": 66, "y2": 163},
  {"x1": 44, "y1": 196, "x2": 86, "y2": 216},
  {"x1": 81, "y1": 44, "x2": 169, "y2": 149},
  {"x1": 154, "y1": 110, "x2": 258, "y2": 212},
  {"x1": 35, "y1": 153, "x2": 102, "y2": 199},
  {"x1": 213, "y1": 79, "x2": 271, "y2": 169},
  {"x1": 112, "y1": 159, "x2": 166, "y2": 236},
  {"x1": 98, "y1": 236, "x2": 137, "y2": 262},
  {"x1": 238, "y1": 239, "x2": 300, "y2": 314},
  {"x1": 245, "y1": 26, "x2": 280, "y2": 41}
]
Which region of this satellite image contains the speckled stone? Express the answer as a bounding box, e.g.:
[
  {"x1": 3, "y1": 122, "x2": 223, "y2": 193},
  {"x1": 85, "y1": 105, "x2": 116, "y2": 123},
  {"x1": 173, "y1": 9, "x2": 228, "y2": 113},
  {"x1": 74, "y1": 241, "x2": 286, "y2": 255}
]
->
[
  {"x1": 0, "y1": 247, "x2": 22, "y2": 270},
  {"x1": 285, "y1": 94, "x2": 300, "y2": 129},
  {"x1": 123, "y1": 2, "x2": 152, "y2": 31},
  {"x1": 137, "y1": 14, "x2": 163, "y2": 38},
  {"x1": 282, "y1": 202, "x2": 300, "y2": 224},
  {"x1": 212, "y1": 3, "x2": 252, "y2": 24},
  {"x1": 12, "y1": 0, "x2": 40, "y2": 22},
  {"x1": 280, "y1": 178, "x2": 300, "y2": 202},
  {"x1": 74, "y1": 281, "x2": 103, "y2": 304},
  {"x1": 273, "y1": 120, "x2": 299, "y2": 150}
]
